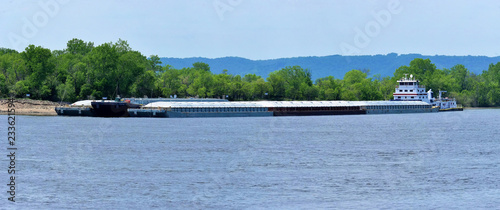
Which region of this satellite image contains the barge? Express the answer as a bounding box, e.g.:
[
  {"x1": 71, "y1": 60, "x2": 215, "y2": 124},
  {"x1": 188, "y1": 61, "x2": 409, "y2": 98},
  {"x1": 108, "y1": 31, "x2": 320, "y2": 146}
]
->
[
  {"x1": 55, "y1": 98, "x2": 228, "y2": 117},
  {"x1": 128, "y1": 100, "x2": 438, "y2": 118},
  {"x1": 55, "y1": 100, "x2": 101, "y2": 116},
  {"x1": 56, "y1": 74, "x2": 460, "y2": 118},
  {"x1": 91, "y1": 100, "x2": 141, "y2": 117}
]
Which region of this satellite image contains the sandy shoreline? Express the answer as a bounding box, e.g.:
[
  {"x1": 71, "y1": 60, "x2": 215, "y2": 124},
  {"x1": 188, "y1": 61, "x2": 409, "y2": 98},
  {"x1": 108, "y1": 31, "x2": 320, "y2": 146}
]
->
[{"x1": 0, "y1": 99, "x2": 60, "y2": 116}]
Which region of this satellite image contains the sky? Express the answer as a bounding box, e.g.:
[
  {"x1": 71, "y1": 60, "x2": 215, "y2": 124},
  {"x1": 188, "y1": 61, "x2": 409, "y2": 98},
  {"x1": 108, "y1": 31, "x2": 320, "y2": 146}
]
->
[{"x1": 1, "y1": 0, "x2": 500, "y2": 60}]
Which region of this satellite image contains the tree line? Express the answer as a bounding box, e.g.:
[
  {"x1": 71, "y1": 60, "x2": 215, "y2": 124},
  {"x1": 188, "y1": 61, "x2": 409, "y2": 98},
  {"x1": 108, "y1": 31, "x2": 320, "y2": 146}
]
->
[{"x1": 1, "y1": 38, "x2": 499, "y2": 107}]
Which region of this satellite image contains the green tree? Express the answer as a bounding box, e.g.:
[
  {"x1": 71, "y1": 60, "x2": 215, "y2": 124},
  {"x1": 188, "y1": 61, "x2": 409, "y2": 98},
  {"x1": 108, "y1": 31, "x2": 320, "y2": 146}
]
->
[
  {"x1": 148, "y1": 55, "x2": 163, "y2": 73},
  {"x1": 316, "y1": 76, "x2": 341, "y2": 100},
  {"x1": 0, "y1": 48, "x2": 18, "y2": 55},
  {"x1": 267, "y1": 66, "x2": 313, "y2": 100},
  {"x1": 341, "y1": 70, "x2": 382, "y2": 100},
  {"x1": 0, "y1": 72, "x2": 7, "y2": 97},
  {"x1": 118, "y1": 51, "x2": 148, "y2": 97},
  {"x1": 212, "y1": 73, "x2": 231, "y2": 99},
  {"x1": 157, "y1": 66, "x2": 181, "y2": 97},
  {"x1": 252, "y1": 77, "x2": 269, "y2": 99},
  {"x1": 130, "y1": 70, "x2": 156, "y2": 98},
  {"x1": 66, "y1": 38, "x2": 94, "y2": 55},
  {"x1": 193, "y1": 62, "x2": 210, "y2": 72},
  {"x1": 483, "y1": 62, "x2": 500, "y2": 106},
  {"x1": 267, "y1": 71, "x2": 285, "y2": 99},
  {"x1": 86, "y1": 42, "x2": 119, "y2": 98},
  {"x1": 56, "y1": 80, "x2": 76, "y2": 102},
  {"x1": 114, "y1": 38, "x2": 132, "y2": 54},
  {"x1": 21, "y1": 45, "x2": 55, "y2": 99}
]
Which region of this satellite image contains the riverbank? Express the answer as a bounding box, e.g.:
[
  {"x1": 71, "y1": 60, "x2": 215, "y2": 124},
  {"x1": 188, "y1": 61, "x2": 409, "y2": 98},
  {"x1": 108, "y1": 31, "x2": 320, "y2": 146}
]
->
[{"x1": 0, "y1": 99, "x2": 59, "y2": 116}]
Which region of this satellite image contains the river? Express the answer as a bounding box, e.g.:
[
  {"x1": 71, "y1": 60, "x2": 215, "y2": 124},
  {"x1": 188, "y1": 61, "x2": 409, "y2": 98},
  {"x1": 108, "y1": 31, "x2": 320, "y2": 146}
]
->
[{"x1": 3, "y1": 109, "x2": 500, "y2": 209}]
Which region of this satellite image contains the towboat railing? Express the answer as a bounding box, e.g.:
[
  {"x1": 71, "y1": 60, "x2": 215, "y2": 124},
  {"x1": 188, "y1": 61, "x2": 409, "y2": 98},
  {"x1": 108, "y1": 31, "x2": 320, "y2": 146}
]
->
[{"x1": 395, "y1": 85, "x2": 426, "y2": 88}]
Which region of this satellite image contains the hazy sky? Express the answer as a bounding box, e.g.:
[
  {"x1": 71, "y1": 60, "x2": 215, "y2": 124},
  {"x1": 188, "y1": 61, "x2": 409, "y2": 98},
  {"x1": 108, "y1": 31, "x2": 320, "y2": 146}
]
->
[{"x1": 2, "y1": 0, "x2": 500, "y2": 59}]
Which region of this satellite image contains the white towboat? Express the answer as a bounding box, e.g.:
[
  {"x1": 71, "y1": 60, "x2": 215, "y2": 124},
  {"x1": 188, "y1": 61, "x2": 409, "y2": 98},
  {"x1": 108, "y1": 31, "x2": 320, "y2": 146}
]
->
[{"x1": 393, "y1": 74, "x2": 463, "y2": 111}]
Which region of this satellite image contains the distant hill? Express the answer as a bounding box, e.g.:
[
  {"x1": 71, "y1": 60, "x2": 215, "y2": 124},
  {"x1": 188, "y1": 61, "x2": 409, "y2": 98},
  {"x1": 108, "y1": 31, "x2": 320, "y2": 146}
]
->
[{"x1": 159, "y1": 53, "x2": 500, "y2": 80}]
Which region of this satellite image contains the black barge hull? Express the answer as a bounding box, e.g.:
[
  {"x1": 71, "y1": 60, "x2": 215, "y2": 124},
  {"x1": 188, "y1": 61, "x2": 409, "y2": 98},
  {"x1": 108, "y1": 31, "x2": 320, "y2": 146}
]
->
[{"x1": 91, "y1": 102, "x2": 141, "y2": 117}]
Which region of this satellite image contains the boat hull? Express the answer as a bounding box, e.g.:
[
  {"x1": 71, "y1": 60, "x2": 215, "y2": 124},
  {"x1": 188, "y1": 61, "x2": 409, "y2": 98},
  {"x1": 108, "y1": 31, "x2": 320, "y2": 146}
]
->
[
  {"x1": 366, "y1": 107, "x2": 439, "y2": 114},
  {"x1": 273, "y1": 110, "x2": 366, "y2": 116},
  {"x1": 439, "y1": 107, "x2": 464, "y2": 112},
  {"x1": 91, "y1": 102, "x2": 141, "y2": 117},
  {"x1": 55, "y1": 107, "x2": 94, "y2": 116},
  {"x1": 128, "y1": 109, "x2": 168, "y2": 117},
  {"x1": 166, "y1": 111, "x2": 273, "y2": 118}
]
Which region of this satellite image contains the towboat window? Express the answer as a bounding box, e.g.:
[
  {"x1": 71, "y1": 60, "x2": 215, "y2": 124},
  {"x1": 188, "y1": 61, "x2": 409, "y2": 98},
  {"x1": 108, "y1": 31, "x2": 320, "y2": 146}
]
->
[
  {"x1": 408, "y1": 82, "x2": 413, "y2": 86},
  {"x1": 404, "y1": 90, "x2": 408, "y2": 92},
  {"x1": 410, "y1": 90, "x2": 413, "y2": 92},
  {"x1": 399, "y1": 90, "x2": 403, "y2": 92}
]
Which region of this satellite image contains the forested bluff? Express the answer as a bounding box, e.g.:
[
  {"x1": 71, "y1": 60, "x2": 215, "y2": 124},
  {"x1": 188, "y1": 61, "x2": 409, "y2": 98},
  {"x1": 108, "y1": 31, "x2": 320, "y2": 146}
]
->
[{"x1": 1, "y1": 38, "x2": 499, "y2": 107}]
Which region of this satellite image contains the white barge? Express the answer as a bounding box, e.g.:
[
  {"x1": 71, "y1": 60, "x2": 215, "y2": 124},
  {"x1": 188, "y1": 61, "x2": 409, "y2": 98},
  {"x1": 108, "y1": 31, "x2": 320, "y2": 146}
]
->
[{"x1": 128, "y1": 100, "x2": 438, "y2": 118}]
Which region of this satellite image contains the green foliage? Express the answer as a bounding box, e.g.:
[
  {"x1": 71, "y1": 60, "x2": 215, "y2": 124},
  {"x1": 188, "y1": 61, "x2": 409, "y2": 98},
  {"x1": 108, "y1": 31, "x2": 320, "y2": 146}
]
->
[
  {"x1": 56, "y1": 82, "x2": 76, "y2": 102},
  {"x1": 316, "y1": 76, "x2": 340, "y2": 100},
  {"x1": 21, "y1": 45, "x2": 54, "y2": 99},
  {"x1": 267, "y1": 66, "x2": 314, "y2": 100},
  {"x1": 148, "y1": 55, "x2": 163, "y2": 73},
  {"x1": 338, "y1": 70, "x2": 382, "y2": 100},
  {"x1": 0, "y1": 72, "x2": 7, "y2": 97},
  {"x1": 193, "y1": 62, "x2": 210, "y2": 72},
  {"x1": 3, "y1": 39, "x2": 500, "y2": 107},
  {"x1": 14, "y1": 80, "x2": 29, "y2": 96},
  {"x1": 0, "y1": 48, "x2": 18, "y2": 55},
  {"x1": 66, "y1": 38, "x2": 94, "y2": 55}
]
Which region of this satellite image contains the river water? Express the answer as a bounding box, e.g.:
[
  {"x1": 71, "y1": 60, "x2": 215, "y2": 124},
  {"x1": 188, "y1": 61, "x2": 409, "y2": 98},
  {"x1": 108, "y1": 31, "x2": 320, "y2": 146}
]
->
[{"x1": 3, "y1": 109, "x2": 500, "y2": 209}]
